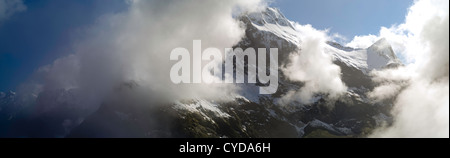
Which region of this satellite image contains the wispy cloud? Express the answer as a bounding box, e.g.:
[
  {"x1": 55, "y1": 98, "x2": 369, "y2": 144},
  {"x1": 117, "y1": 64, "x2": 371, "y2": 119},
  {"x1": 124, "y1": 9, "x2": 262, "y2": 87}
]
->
[{"x1": 0, "y1": 0, "x2": 26, "y2": 23}]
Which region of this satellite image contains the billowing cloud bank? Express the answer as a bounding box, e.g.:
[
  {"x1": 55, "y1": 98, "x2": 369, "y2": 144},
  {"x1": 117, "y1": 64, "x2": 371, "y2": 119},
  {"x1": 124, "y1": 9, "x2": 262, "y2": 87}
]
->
[
  {"x1": 19, "y1": 0, "x2": 266, "y2": 110},
  {"x1": 280, "y1": 24, "x2": 347, "y2": 105},
  {"x1": 360, "y1": 0, "x2": 449, "y2": 138}
]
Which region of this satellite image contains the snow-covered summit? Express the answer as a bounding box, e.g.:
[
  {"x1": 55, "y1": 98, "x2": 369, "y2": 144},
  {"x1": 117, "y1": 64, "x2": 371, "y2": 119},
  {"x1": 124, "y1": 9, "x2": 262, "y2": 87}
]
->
[
  {"x1": 243, "y1": 7, "x2": 300, "y2": 45},
  {"x1": 241, "y1": 7, "x2": 402, "y2": 73},
  {"x1": 366, "y1": 38, "x2": 402, "y2": 69},
  {"x1": 247, "y1": 7, "x2": 294, "y2": 28},
  {"x1": 326, "y1": 38, "x2": 402, "y2": 73}
]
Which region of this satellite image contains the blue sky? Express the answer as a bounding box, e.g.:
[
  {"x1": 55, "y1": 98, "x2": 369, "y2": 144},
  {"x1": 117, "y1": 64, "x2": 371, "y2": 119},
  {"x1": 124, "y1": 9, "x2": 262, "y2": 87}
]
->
[
  {"x1": 273, "y1": 0, "x2": 414, "y2": 39},
  {"x1": 0, "y1": 0, "x2": 127, "y2": 91},
  {"x1": 0, "y1": 0, "x2": 414, "y2": 91}
]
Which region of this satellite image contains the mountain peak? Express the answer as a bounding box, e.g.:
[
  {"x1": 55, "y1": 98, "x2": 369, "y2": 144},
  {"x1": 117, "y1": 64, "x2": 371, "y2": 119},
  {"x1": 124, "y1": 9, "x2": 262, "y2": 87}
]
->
[
  {"x1": 368, "y1": 38, "x2": 397, "y2": 60},
  {"x1": 366, "y1": 38, "x2": 402, "y2": 70},
  {"x1": 246, "y1": 7, "x2": 294, "y2": 29},
  {"x1": 372, "y1": 37, "x2": 388, "y2": 45},
  {"x1": 241, "y1": 7, "x2": 300, "y2": 46}
]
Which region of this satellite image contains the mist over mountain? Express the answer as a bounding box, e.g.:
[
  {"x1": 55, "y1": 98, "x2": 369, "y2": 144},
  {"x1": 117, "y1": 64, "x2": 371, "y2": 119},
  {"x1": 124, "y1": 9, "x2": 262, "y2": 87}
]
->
[{"x1": 0, "y1": 0, "x2": 448, "y2": 138}]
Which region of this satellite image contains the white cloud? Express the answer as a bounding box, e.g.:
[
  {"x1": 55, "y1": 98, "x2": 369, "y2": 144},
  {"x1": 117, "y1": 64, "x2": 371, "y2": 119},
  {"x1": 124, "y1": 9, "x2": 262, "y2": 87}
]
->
[
  {"x1": 367, "y1": 83, "x2": 403, "y2": 103},
  {"x1": 330, "y1": 32, "x2": 348, "y2": 44},
  {"x1": 345, "y1": 34, "x2": 379, "y2": 49},
  {"x1": 0, "y1": 0, "x2": 26, "y2": 23},
  {"x1": 279, "y1": 24, "x2": 347, "y2": 105},
  {"x1": 367, "y1": 0, "x2": 449, "y2": 138},
  {"x1": 20, "y1": 0, "x2": 266, "y2": 110}
]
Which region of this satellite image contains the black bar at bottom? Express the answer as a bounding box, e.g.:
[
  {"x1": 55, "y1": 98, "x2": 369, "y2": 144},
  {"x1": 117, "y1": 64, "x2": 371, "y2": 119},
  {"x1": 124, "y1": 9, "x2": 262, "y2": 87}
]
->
[{"x1": 0, "y1": 138, "x2": 448, "y2": 156}]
